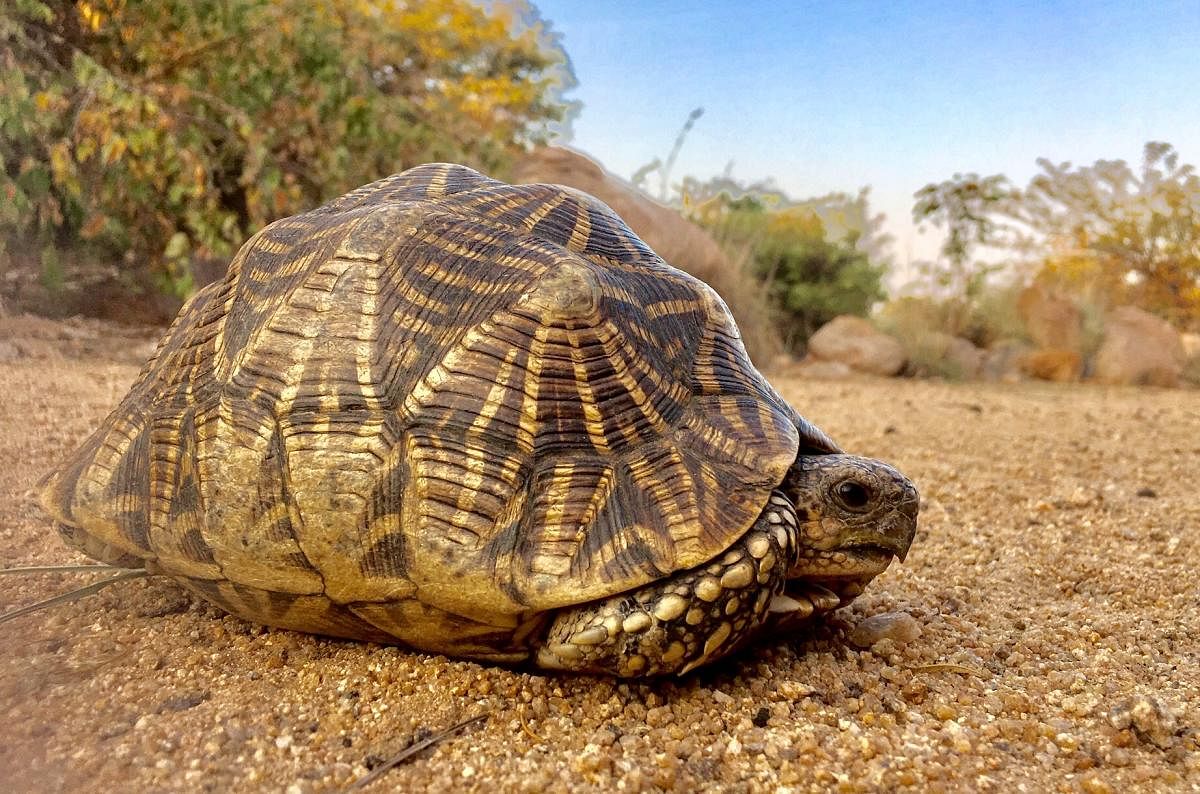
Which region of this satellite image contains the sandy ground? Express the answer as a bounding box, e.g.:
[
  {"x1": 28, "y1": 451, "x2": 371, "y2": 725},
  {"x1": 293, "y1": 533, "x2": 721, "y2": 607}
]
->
[{"x1": 0, "y1": 314, "x2": 1197, "y2": 793}]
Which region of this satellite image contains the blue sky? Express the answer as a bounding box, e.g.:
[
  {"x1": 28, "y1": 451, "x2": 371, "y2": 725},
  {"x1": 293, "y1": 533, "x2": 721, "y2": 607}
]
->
[{"x1": 533, "y1": 1, "x2": 1200, "y2": 273}]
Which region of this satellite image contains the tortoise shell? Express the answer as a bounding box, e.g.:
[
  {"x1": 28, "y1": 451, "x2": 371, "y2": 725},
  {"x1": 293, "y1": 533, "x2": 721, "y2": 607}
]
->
[{"x1": 40, "y1": 164, "x2": 839, "y2": 651}]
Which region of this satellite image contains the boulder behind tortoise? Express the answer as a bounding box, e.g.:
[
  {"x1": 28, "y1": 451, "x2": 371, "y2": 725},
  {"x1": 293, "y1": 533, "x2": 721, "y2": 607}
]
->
[
  {"x1": 806, "y1": 315, "x2": 906, "y2": 376},
  {"x1": 1093, "y1": 306, "x2": 1185, "y2": 387}
]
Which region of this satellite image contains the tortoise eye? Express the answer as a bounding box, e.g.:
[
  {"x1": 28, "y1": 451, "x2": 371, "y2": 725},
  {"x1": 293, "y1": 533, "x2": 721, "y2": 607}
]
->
[{"x1": 836, "y1": 480, "x2": 872, "y2": 510}]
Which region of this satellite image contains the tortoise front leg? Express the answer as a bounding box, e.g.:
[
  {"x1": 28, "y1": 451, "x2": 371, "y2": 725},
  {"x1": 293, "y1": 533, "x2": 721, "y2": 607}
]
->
[{"x1": 535, "y1": 493, "x2": 807, "y2": 676}]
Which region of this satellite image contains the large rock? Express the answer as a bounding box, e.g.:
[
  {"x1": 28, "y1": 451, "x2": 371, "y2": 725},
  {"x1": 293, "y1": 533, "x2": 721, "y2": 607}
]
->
[
  {"x1": 981, "y1": 338, "x2": 1033, "y2": 382},
  {"x1": 1020, "y1": 348, "x2": 1083, "y2": 383},
  {"x1": 806, "y1": 316, "x2": 906, "y2": 376},
  {"x1": 1018, "y1": 284, "x2": 1083, "y2": 352},
  {"x1": 1093, "y1": 306, "x2": 1186, "y2": 387},
  {"x1": 1183, "y1": 332, "x2": 1200, "y2": 385},
  {"x1": 511, "y1": 147, "x2": 785, "y2": 362},
  {"x1": 922, "y1": 332, "x2": 985, "y2": 380}
]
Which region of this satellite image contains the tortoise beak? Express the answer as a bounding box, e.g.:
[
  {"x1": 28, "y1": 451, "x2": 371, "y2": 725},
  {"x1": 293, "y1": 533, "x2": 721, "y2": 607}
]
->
[
  {"x1": 842, "y1": 532, "x2": 912, "y2": 563},
  {"x1": 842, "y1": 483, "x2": 919, "y2": 563}
]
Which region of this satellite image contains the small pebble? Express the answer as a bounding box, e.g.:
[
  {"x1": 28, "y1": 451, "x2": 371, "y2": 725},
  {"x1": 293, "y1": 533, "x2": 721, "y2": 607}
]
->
[
  {"x1": 1080, "y1": 777, "x2": 1114, "y2": 794},
  {"x1": 156, "y1": 691, "x2": 208, "y2": 713},
  {"x1": 848, "y1": 612, "x2": 923, "y2": 648},
  {"x1": 1107, "y1": 695, "x2": 1179, "y2": 749}
]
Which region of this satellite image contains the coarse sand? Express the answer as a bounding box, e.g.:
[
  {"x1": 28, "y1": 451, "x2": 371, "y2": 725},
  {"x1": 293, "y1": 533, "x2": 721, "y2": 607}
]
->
[{"x1": 0, "y1": 315, "x2": 1197, "y2": 793}]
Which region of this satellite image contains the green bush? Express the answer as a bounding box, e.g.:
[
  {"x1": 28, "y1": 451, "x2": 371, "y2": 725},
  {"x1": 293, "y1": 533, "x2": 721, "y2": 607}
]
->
[{"x1": 692, "y1": 194, "x2": 887, "y2": 352}]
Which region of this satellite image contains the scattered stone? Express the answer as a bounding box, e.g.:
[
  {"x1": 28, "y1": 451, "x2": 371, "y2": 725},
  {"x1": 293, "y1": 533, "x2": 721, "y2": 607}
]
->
[
  {"x1": 157, "y1": 691, "x2": 209, "y2": 713},
  {"x1": 98, "y1": 719, "x2": 134, "y2": 740},
  {"x1": 5, "y1": 323, "x2": 1199, "y2": 792},
  {"x1": 777, "y1": 680, "x2": 816, "y2": 700},
  {"x1": 1080, "y1": 775, "x2": 1115, "y2": 794},
  {"x1": 1107, "y1": 695, "x2": 1180, "y2": 749},
  {"x1": 849, "y1": 612, "x2": 923, "y2": 649}
]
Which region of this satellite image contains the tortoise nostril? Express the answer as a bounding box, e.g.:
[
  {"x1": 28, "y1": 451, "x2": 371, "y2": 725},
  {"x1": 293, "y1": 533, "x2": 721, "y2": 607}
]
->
[{"x1": 836, "y1": 480, "x2": 871, "y2": 510}]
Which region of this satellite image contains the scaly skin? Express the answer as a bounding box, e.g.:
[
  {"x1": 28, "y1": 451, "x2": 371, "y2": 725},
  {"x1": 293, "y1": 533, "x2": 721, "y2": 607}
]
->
[{"x1": 535, "y1": 454, "x2": 919, "y2": 676}]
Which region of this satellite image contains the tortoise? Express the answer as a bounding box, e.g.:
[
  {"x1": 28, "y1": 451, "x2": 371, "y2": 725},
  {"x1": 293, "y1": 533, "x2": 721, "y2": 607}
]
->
[{"x1": 38, "y1": 164, "x2": 918, "y2": 677}]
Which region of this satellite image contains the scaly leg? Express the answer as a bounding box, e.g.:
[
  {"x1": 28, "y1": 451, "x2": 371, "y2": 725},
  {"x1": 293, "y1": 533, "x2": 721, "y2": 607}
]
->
[{"x1": 536, "y1": 492, "x2": 810, "y2": 676}]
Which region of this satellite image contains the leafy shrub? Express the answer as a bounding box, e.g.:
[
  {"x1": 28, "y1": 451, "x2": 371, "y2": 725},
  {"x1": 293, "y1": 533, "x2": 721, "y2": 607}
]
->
[
  {"x1": 1, "y1": 0, "x2": 574, "y2": 308},
  {"x1": 691, "y1": 193, "x2": 887, "y2": 352}
]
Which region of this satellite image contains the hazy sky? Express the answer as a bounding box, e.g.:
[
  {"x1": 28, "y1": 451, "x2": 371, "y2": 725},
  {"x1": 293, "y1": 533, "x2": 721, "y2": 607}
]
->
[{"x1": 534, "y1": 1, "x2": 1200, "y2": 272}]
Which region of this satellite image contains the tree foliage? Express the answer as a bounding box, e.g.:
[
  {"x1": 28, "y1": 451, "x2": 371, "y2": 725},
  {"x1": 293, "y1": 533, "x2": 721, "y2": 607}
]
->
[
  {"x1": 693, "y1": 192, "x2": 887, "y2": 350},
  {"x1": 911, "y1": 172, "x2": 1018, "y2": 336},
  {"x1": 1017, "y1": 142, "x2": 1200, "y2": 326},
  {"x1": 911, "y1": 144, "x2": 1200, "y2": 332},
  {"x1": 1, "y1": 0, "x2": 574, "y2": 301}
]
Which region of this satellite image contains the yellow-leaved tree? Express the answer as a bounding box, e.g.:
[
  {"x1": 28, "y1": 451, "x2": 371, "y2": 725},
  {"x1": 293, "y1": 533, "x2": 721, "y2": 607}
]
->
[
  {"x1": 1019, "y1": 142, "x2": 1200, "y2": 329},
  {"x1": 1, "y1": 0, "x2": 575, "y2": 313}
]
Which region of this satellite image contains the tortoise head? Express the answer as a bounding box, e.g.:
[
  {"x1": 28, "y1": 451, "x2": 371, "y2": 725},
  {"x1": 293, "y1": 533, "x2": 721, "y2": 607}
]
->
[{"x1": 779, "y1": 454, "x2": 919, "y2": 604}]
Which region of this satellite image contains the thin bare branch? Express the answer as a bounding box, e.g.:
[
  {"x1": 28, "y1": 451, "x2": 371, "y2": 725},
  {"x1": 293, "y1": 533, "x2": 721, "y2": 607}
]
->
[
  {"x1": 0, "y1": 564, "x2": 127, "y2": 575},
  {"x1": 348, "y1": 714, "x2": 488, "y2": 790},
  {"x1": 0, "y1": 569, "x2": 148, "y2": 625}
]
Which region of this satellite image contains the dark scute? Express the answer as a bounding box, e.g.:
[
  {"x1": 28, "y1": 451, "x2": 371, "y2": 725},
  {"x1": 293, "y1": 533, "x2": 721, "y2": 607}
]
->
[
  {"x1": 109, "y1": 426, "x2": 152, "y2": 551},
  {"x1": 180, "y1": 526, "x2": 218, "y2": 564},
  {"x1": 359, "y1": 532, "x2": 408, "y2": 578}
]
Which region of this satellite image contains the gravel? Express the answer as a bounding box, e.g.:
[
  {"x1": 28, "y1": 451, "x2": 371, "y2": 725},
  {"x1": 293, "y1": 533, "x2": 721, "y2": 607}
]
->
[{"x1": 1, "y1": 317, "x2": 1197, "y2": 792}]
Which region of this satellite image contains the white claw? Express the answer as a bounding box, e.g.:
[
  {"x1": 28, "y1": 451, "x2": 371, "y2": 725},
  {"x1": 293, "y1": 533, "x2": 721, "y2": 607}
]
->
[
  {"x1": 806, "y1": 584, "x2": 842, "y2": 611},
  {"x1": 768, "y1": 594, "x2": 814, "y2": 617}
]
